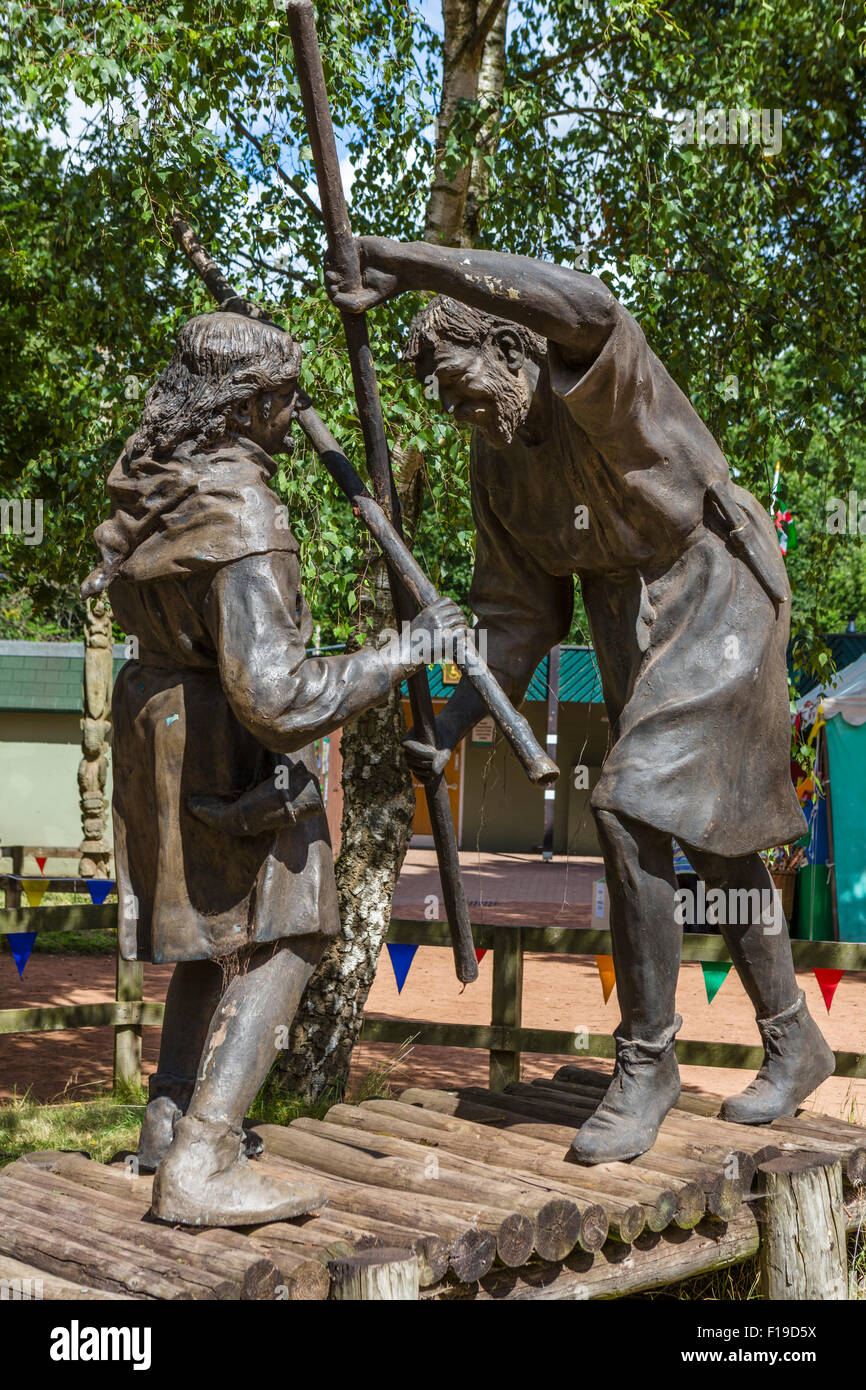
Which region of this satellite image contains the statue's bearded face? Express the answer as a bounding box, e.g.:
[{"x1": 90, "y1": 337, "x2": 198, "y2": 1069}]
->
[{"x1": 427, "y1": 336, "x2": 534, "y2": 449}]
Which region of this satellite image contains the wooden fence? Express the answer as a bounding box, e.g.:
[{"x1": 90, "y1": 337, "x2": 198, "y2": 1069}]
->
[{"x1": 2, "y1": 900, "x2": 865, "y2": 1093}]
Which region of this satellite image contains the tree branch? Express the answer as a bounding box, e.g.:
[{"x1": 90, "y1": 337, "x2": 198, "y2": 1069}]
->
[
  {"x1": 521, "y1": 32, "x2": 628, "y2": 83},
  {"x1": 229, "y1": 113, "x2": 323, "y2": 222}
]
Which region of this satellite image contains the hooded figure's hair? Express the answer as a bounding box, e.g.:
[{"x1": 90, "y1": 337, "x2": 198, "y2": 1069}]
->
[
  {"x1": 132, "y1": 311, "x2": 302, "y2": 457},
  {"x1": 403, "y1": 295, "x2": 547, "y2": 372}
]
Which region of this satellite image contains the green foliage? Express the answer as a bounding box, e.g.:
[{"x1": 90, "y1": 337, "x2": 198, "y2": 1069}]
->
[{"x1": 1, "y1": 0, "x2": 864, "y2": 672}]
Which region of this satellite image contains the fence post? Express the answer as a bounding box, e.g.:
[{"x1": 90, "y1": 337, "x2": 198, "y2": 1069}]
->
[
  {"x1": 5, "y1": 847, "x2": 23, "y2": 909},
  {"x1": 114, "y1": 945, "x2": 143, "y2": 1092},
  {"x1": 489, "y1": 925, "x2": 523, "y2": 1091}
]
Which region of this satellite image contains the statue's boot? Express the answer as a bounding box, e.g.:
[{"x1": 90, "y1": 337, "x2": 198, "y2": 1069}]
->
[
  {"x1": 150, "y1": 936, "x2": 327, "y2": 1227},
  {"x1": 137, "y1": 1077, "x2": 192, "y2": 1173},
  {"x1": 720, "y1": 990, "x2": 835, "y2": 1124},
  {"x1": 676, "y1": 844, "x2": 836, "y2": 1127},
  {"x1": 151, "y1": 1114, "x2": 326, "y2": 1227},
  {"x1": 137, "y1": 1075, "x2": 263, "y2": 1173},
  {"x1": 570, "y1": 1016, "x2": 682, "y2": 1164},
  {"x1": 135, "y1": 956, "x2": 263, "y2": 1173}
]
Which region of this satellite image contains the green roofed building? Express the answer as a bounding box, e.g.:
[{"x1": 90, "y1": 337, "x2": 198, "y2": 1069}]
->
[
  {"x1": 0, "y1": 640, "x2": 126, "y2": 870},
  {"x1": 2, "y1": 634, "x2": 864, "y2": 861}
]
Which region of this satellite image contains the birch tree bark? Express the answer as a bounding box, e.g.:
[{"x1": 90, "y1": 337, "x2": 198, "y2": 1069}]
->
[
  {"x1": 276, "y1": 448, "x2": 425, "y2": 1100},
  {"x1": 425, "y1": 0, "x2": 510, "y2": 246}
]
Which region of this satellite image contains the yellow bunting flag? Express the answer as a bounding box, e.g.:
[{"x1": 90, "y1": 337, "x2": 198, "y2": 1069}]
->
[
  {"x1": 22, "y1": 880, "x2": 48, "y2": 908},
  {"x1": 595, "y1": 954, "x2": 616, "y2": 1004}
]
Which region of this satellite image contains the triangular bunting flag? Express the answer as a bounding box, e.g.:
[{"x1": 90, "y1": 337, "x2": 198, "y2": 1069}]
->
[
  {"x1": 595, "y1": 954, "x2": 616, "y2": 1004},
  {"x1": 386, "y1": 943, "x2": 418, "y2": 994},
  {"x1": 34, "y1": 856, "x2": 47, "y2": 875},
  {"x1": 6, "y1": 932, "x2": 37, "y2": 978},
  {"x1": 86, "y1": 879, "x2": 115, "y2": 905},
  {"x1": 22, "y1": 880, "x2": 48, "y2": 908},
  {"x1": 814, "y1": 968, "x2": 844, "y2": 1013},
  {"x1": 475, "y1": 948, "x2": 487, "y2": 964},
  {"x1": 701, "y1": 961, "x2": 732, "y2": 1004}
]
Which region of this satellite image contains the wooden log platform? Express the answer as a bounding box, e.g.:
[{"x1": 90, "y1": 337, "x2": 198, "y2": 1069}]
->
[{"x1": 1, "y1": 1071, "x2": 863, "y2": 1301}]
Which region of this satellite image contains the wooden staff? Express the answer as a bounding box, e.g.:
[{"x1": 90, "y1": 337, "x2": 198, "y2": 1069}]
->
[{"x1": 284, "y1": 0, "x2": 477, "y2": 984}]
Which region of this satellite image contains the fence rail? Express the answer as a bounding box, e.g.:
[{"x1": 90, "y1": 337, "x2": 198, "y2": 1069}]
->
[{"x1": 2, "y1": 906, "x2": 865, "y2": 1093}]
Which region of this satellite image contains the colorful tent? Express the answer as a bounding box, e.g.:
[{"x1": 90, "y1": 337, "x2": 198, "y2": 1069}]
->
[{"x1": 798, "y1": 655, "x2": 866, "y2": 942}]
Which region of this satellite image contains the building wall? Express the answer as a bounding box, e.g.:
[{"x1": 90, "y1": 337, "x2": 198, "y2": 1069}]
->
[
  {"x1": 459, "y1": 702, "x2": 610, "y2": 855},
  {"x1": 0, "y1": 711, "x2": 113, "y2": 866}
]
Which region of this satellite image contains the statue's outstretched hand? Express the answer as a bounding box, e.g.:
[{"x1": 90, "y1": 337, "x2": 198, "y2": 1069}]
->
[
  {"x1": 325, "y1": 253, "x2": 399, "y2": 315},
  {"x1": 402, "y1": 736, "x2": 452, "y2": 786}
]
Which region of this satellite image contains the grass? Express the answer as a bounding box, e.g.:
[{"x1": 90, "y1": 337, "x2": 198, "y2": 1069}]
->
[{"x1": 0, "y1": 1041, "x2": 417, "y2": 1171}]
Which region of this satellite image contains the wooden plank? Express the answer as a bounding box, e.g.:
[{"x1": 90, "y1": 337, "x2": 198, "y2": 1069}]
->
[
  {"x1": 357, "y1": 1097, "x2": 706, "y2": 1232},
  {"x1": 0, "y1": 904, "x2": 117, "y2": 934},
  {"x1": 251, "y1": 1148, "x2": 497, "y2": 1283},
  {"x1": 440, "y1": 1212, "x2": 760, "y2": 1301},
  {"x1": 362, "y1": 1017, "x2": 866, "y2": 1079},
  {"x1": 0, "y1": 1001, "x2": 165, "y2": 1035},
  {"x1": 0, "y1": 876, "x2": 117, "y2": 896},
  {"x1": 2, "y1": 1155, "x2": 327, "y2": 1301},
  {"x1": 385, "y1": 920, "x2": 866, "y2": 970},
  {"x1": 0, "y1": 1198, "x2": 230, "y2": 1300},
  {"x1": 0, "y1": 1170, "x2": 277, "y2": 1299},
  {"x1": 0, "y1": 1254, "x2": 135, "y2": 1300}
]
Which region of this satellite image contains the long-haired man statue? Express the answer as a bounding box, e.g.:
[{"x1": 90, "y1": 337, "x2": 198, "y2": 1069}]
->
[
  {"x1": 82, "y1": 311, "x2": 464, "y2": 1223},
  {"x1": 327, "y1": 238, "x2": 835, "y2": 1165}
]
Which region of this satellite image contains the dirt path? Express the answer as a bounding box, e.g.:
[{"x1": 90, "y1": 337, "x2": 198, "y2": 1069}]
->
[{"x1": 2, "y1": 945, "x2": 864, "y2": 1121}]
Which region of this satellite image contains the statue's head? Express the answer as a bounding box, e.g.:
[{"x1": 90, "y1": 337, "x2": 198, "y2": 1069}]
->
[
  {"x1": 133, "y1": 311, "x2": 302, "y2": 458},
  {"x1": 404, "y1": 296, "x2": 546, "y2": 449}
]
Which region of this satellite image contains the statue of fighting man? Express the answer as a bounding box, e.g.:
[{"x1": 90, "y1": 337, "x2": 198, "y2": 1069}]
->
[
  {"x1": 82, "y1": 310, "x2": 465, "y2": 1224},
  {"x1": 327, "y1": 237, "x2": 835, "y2": 1164}
]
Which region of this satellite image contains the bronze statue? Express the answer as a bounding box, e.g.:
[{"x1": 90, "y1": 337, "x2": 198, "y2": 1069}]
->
[
  {"x1": 327, "y1": 237, "x2": 835, "y2": 1164},
  {"x1": 82, "y1": 310, "x2": 466, "y2": 1224}
]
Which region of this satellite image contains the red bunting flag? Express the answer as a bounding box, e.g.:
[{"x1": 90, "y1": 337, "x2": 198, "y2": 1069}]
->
[
  {"x1": 35, "y1": 856, "x2": 47, "y2": 875},
  {"x1": 474, "y1": 948, "x2": 487, "y2": 964},
  {"x1": 813, "y1": 968, "x2": 844, "y2": 1013}
]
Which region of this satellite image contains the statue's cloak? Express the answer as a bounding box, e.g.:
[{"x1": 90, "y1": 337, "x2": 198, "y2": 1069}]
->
[{"x1": 89, "y1": 435, "x2": 340, "y2": 964}]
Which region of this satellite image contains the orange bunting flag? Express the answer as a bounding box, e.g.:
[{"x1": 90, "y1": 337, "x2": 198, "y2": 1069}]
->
[
  {"x1": 813, "y1": 968, "x2": 844, "y2": 1013},
  {"x1": 595, "y1": 954, "x2": 616, "y2": 1004},
  {"x1": 22, "y1": 880, "x2": 48, "y2": 908}
]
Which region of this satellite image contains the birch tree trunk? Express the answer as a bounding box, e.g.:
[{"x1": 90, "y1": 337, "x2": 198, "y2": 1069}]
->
[
  {"x1": 277, "y1": 449, "x2": 425, "y2": 1100},
  {"x1": 425, "y1": 0, "x2": 510, "y2": 246}
]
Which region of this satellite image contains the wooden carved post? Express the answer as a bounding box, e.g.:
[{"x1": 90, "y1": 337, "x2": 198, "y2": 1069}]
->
[{"x1": 78, "y1": 595, "x2": 114, "y2": 879}]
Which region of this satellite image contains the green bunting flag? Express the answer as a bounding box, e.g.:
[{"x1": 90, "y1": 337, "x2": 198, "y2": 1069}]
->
[{"x1": 701, "y1": 961, "x2": 732, "y2": 1004}]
